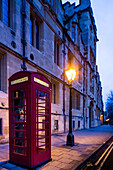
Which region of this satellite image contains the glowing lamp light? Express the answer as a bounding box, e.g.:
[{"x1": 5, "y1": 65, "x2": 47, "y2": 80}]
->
[{"x1": 65, "y1": 69, "x2": 76, "y2": 82}]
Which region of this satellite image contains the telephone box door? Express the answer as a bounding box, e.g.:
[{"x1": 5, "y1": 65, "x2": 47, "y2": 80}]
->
[
  {"x1": 9, "y1": 84, "x2": 28, "y2": 164},
  {"x1": 33, "y1": 87, "x2": 51, "y2": 165}
]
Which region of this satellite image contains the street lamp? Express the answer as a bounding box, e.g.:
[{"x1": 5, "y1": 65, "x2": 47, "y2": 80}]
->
[{"x1": 65, "y1": 68, "x2": 76, "y2": 146}]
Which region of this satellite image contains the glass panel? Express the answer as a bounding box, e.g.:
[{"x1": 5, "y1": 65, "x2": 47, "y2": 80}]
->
[
  {"x1": 14, "y1": 90, "x2": 24, "y2": 98},
  {"x1": 37, "y1": 144, "x2": 49, "y2": 154},
  {"x1": 15, "y1": 130, "x2": 24, "y2": 138},
  {"x1": 38, "y1": 146, "x2": 46, "y2": 153},
  {"x1": 14, "y1": 98, "x2": 24, "y2": 106},
  {"x1": 35, "y1": 22, "x2": 39, "y2": 49},
  {"x1": 36, "y1": 90, "x2": 49, "y2": 154},
  {"x1": 3, "y1": 0, "x2": 10, "y2": 26},
  {"x1": 15, "y1": 147, "x2": 24, "y2": 155},
  {"x1": 30, "y1": 16, "x2": 33, "y2": 45},
  {"x1": 14, "y1": 123, "x2": 25, "y2": 130},
  {"x1": 38, "y1": 91, "x2": 47, "y2": 99},
  {"x1": 15, "y1": 139, "x2": 24, "y2": 146}
]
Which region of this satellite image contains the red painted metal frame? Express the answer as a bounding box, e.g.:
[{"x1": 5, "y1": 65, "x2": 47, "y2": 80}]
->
[{"x1": 9, "y1": 71, "x2": 51, "y2": 168}]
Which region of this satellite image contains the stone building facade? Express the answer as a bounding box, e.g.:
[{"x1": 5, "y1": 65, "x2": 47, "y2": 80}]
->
[{"x1": 0, "y1": 0, "x2": 103, "y2": 142}]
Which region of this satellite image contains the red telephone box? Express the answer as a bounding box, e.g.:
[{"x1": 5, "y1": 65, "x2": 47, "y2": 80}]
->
[{"x1": 9, "y1": 71, "x2": 51, "y2": 168}]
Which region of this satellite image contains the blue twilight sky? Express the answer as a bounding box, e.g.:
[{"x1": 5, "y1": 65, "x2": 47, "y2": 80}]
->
[{"x1": 62, "y1": 0, "x2": 113, "y2": 110}]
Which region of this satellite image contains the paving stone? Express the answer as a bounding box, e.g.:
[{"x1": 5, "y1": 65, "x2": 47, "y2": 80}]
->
[
  {"x1": 59, "y1": 158, "x2": 73, "y2": 164},
  {"x1": 48, "y1": 160, "x2": 61, "y2": 166},
  {"x1": 41, "y1": 165, "x2": 60, "y2": 170},
  {"x1": 56, "y1": 162, "x2": 70, "y2": 169}
]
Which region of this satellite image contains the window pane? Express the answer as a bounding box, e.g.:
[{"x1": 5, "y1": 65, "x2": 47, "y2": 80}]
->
[
  {"x1": 3, "y1": 0, "x2": 10, "y2": 26},
  {"x1": 76, "y1": 93, "x2": 80, "y2": 110},
  {"x1": 73, "y1": 120, "x2": 75, "y2": 129},
  {"x1": 35, "y1": 22, "x2": 39, "y2": 49},
  {"x1": 72, "y1": 27, "x2": 75, "y2": 42},
  {"x1": 54, "y1": 120, "x2": 58, "y2": 130},
  {"x1": 30, "y1": 16, "x2": 33, "y2": 45},
  {"x1": 57, "y1": 44, "x2": 59, "y2": 66}
]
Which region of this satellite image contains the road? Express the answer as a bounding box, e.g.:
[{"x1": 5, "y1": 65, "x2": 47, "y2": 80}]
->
[
  {"x1": 76, "y1": 136, "x2": 113, "y2": 170},
  {"x1": 101, "y1": 147, "x2": 113, "y2": 170}
]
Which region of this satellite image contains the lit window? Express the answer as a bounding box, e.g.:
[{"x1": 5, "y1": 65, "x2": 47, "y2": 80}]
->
[{"x1": 54, "y1": 120, "x2": 58, "y2": 130}]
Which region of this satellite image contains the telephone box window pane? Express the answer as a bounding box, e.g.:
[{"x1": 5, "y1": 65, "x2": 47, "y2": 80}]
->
[
  {"x1": 14, "y1": 147, "x2": 24, "y2": 155},
  {"x1": 38, "y1": 91, "x2": 47, "y2": 99},
  {"x1": 15, "y1": 139, "x2": 24, "y2": 146},
  {"x1": 38, "y1": 146, "x2": 46, "y2": 153},
  {"x1": 14, "y1": 107, "x2": 25, "y2": 122},
  {"x1": 15, "y1": 130, "x2": 24, "y2": 138},
  {"x1": 14, "y1": 123, "x2": 25, "y2": 130},
  {"x1": 14, "y1": 90, "x2": 24, "y2": 98},
  {"x1": 14, "y1": 98, "x2": 24, "y2": 106}
]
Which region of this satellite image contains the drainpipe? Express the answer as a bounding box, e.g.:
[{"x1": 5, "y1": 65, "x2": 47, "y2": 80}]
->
[{"x1": 21, "y1": 0, "x2": 27, "y2": 71}]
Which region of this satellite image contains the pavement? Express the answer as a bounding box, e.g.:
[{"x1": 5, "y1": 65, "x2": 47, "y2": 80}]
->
[{"x1": 0, "y1": 125, "x2": 113, "y2": 170}]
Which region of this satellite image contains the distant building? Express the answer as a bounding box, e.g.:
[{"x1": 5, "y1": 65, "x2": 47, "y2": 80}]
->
[{"x1": 0, "y1": 0, "x2": 103, "y2": 142}]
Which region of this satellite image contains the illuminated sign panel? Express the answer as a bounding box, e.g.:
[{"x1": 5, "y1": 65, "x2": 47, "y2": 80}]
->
[
  {"x1": 34, "y1": 77, "x2": 49, "y2": 87},
  {"x1": 11, "y1": 77, "x2": 28, "y2": 85}
]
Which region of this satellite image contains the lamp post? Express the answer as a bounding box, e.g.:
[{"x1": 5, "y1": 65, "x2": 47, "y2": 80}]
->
[{"x1": 65, "y1": 69, "x2": 76, "y2": 146}]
